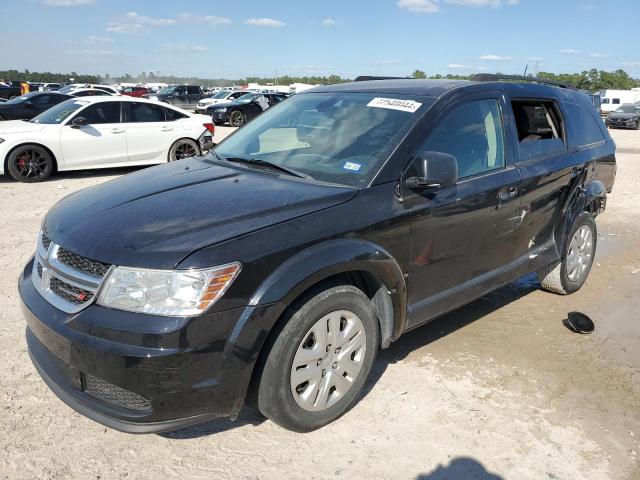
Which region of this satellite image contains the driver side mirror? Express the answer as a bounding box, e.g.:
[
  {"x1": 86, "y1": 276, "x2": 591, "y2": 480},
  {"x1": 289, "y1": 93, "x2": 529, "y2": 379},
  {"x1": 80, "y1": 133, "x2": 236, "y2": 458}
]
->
[
  {"x1": 70, "y1": 117, "x2": 89, "y2": 128},
  {"x1": 24, "y1": 100, "x2": 33, "y2": 108},
  {"x1": 406, "y1": 151, "x2": 458, "y2": 191}
]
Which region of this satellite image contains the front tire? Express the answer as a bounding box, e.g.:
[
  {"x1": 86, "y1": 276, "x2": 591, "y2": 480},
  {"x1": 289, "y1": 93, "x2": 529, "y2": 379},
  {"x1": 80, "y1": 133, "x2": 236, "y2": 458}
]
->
[
  {"x1": 7, "y1": 144, "x2": 54, "y2": 183},
  {"x1": 229, "y1": 110, "x2": 245, "y2": 127},
  {"x1": 168, "y1": 138, "x2": 200, "y2": 162},
  {"x1": 538, "y1": 212, "x2": 597, "y2": 295},
  {"x1": 257, "y1": 285, "x2": 379, "y2": 432}
]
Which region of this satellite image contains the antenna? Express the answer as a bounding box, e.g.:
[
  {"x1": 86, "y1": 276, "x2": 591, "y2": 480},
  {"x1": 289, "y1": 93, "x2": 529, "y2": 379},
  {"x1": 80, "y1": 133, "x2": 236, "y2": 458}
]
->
[{"x1": 523, "y1": 64, "x2": 529, "y2": 77}]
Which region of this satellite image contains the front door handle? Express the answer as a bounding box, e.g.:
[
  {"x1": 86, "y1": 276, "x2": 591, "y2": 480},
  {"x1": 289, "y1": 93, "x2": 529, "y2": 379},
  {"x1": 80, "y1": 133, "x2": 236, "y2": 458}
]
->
[
  {"x1": 161, "y1": 126, "x2": 174, "y2": 132},
  {"x1": 111, "y1": 128, "x2": 125, "y2": 134},
  {"x1": 497, "y1": 187, "x2": 519, "y2": 202}
]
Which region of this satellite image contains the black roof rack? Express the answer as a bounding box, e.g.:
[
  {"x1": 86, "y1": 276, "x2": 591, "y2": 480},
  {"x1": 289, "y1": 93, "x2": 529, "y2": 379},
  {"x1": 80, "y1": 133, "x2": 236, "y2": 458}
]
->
[
  {"x1": 354, "y1": 76, "x2": 410, "y2": 82},
  {"x1": 470, "y1": 74, "x2": 577, "y2": 90}
]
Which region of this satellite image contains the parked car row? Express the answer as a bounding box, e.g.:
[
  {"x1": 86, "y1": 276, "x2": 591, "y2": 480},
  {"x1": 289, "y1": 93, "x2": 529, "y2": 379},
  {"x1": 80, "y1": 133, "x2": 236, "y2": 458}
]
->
[{"x1": 0, "y1": 96, "x2": 214, "y2": 182}]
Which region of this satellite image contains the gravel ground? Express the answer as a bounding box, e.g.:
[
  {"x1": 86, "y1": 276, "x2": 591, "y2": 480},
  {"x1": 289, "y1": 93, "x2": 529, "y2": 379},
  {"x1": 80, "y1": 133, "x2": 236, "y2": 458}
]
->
[{"x1": 0, "y1": 126, "x2": 638, "y2": 480}]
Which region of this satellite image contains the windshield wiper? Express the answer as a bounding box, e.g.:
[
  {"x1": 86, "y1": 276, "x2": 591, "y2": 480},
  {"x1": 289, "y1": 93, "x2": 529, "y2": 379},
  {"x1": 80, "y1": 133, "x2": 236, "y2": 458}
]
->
[{"x1": 216, "y1": 153, "x2": 311, "y2": 179}]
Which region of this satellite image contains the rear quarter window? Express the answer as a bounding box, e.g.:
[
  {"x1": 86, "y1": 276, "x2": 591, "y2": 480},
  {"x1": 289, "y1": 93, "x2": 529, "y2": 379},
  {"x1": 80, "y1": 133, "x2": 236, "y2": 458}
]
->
[{"x1": 563, "y1": 102, "x2": 606, "y2": 149}]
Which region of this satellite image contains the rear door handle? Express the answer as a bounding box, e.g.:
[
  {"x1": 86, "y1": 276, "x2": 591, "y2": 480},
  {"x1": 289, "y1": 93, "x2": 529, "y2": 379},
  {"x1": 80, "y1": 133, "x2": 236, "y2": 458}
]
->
[
  {"x1": 161, "y1": 126, "x2": 174, "y2": 132},
  {"x1": 111, "y1": 128, "x2": 125, "y2": 134},
  {"x1": 498, "y1": 187, "x2": 519, "y2": 202}
]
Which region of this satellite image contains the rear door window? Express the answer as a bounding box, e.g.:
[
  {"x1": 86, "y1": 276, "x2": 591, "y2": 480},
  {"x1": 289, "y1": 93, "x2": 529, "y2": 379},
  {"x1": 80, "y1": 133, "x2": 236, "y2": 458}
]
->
[
  {"x1": 511, "y1": 100, "x2": 565, "y2": 161},
  {"x1": 563, "y1": 102, "x2": 606, "y2": 149},
  {"x1": 612, "y1": 98, "x2": 621, "y2": 105},
  {"x1": 187, "y1": 86, "x2": 201, "y2": 95},
  {"x1": 127, "y1": 102, "x2": 166, "y2": 122}
]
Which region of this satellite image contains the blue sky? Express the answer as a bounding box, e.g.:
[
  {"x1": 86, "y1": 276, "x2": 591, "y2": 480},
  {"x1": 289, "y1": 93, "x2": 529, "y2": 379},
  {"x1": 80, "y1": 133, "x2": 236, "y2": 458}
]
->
[{"x1": 1, "y1": 0, "x2": 639, "y2": 79}]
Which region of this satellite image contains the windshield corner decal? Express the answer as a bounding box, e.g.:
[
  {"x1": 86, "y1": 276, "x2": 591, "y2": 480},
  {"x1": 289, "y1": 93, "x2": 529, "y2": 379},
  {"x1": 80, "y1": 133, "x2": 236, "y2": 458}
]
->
[
  {"x1": 367, "y1": 97, "x2": 422, "y2": 113},
  {"x1": 343, "y1": 161, "x2": 362, "y2": 172}
]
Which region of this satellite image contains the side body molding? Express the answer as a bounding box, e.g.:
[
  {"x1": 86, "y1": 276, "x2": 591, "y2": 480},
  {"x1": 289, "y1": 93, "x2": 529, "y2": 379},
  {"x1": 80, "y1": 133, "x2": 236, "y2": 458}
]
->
[{"x1": 249, "y1": 239, "x2": 408, "y2": 347}]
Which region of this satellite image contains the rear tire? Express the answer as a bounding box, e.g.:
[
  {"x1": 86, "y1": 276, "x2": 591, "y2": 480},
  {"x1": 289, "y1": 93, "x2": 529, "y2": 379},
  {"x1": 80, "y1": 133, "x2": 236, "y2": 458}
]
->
[
  {"x1": 7, "y1": 144, "x2": 54, "y2": 183},
  {"x1": 538, "y1": 212, "x2": 597, "y2": 295},
  {"x1": 257, "y1": 285, "x2": 379, "y2": 432},
  {"x1": 168, "y1": 138, "x2": 200, "y2": 162}
]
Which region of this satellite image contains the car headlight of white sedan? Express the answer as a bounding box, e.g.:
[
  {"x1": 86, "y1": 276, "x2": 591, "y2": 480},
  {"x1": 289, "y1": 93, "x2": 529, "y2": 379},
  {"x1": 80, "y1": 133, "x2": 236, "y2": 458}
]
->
[{"x1": 97, "y1": 262, "x2": 241, "y2": 316}]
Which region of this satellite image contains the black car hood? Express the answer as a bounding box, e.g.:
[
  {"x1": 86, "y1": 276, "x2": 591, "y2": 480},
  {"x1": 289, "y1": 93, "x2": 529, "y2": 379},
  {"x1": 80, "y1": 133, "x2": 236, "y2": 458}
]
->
[{"x1": 44, "y1": 158, "x2": 356, "y2": 269}]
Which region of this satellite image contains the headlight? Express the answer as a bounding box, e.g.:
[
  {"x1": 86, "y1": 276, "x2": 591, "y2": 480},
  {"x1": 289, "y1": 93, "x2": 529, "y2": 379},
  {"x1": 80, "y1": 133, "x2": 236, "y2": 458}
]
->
[
  {"x1": 0, "y1": 138, "x2": 4, "y2": 144},
  {"x1": 215, "y1": 108, "x2": 227, "y2": 113},
  {"x1": 97, "y1": 262, "x2": 241, "y2": 316}
]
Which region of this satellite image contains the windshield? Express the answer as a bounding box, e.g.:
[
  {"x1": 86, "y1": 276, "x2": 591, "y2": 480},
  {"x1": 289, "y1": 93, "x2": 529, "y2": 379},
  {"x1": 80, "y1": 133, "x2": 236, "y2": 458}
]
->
[
  {"x1": 211, "y1": 91, "x2": 230, "y2": 99},
  {"x1": 29, "y1": 99, "x2": 87, "y2": 124},
  {"x1": 614, "y1": 105, "x2": 640, "y2": 113},
  {"x1": 236, "y1": 93, "x2": 259, "y2": 104},
  {"x1": 158, "y1": 86, "x2": 176, "y2": 95},
  {"x1": 5, "y1": 92, "x2": 40, "y2": 105},
  {"x1": 214, "y1": 92, "x2": 430, "y2": 187}
]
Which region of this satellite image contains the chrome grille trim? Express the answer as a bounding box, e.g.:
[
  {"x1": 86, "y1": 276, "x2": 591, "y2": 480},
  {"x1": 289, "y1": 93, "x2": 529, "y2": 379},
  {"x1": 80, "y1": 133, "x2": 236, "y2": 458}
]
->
[{"x1": 32, "y1": 233, "x2": 112, "y2": 314}]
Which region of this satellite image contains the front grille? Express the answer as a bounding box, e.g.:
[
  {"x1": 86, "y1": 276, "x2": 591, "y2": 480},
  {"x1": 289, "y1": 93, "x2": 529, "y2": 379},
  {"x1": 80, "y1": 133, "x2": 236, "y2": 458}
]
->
[
  {"x1": 49, "y1": 277, "x2": 94, "y2": 304},
  {"x1": 57, "y1": 248, "x2": 110, "y2": 277},
  {"x1": 37, "y1": 263, "x2": 43, "y2": 278},
  {"x1": 41, "y1": 233, "x2": 51, "y2": 250},
  {"x1": 84, "y1": 374, "x2": 151, "y2": 412}
]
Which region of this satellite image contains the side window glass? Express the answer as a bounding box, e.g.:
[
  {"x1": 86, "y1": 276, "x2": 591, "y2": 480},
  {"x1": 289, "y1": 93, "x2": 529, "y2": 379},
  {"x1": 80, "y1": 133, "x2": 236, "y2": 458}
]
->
[
  {"x1": 34, "y1": 95, "x2": 51, "y2": 105},
  {"x1": 163, "y1": 107, "x2": 187, "y2": 121},
  {"x1": 187, "y1": 86, "x2": 200, "y2": 95},
  {"x1": 75, "y1": 102, "x2": 120, "y2": 124},
  {"x1": 421, "y1": 99, "x2": 505, "y2": 178},
  {"x1": 128, "y1": 102, "x2": 166, "y2": 122},
  {"x1": 612, "y1": 98, "x2": 621, "y2": 105},
  {"x1": 564, "y1": 103, "x2": 605, "y2": 149},
  {"x1": 511, "y1": 100, "x2": 565, "y2": 161},
  {"x1": 175, "y1": 87, "x2": 186, "y2": 95}
]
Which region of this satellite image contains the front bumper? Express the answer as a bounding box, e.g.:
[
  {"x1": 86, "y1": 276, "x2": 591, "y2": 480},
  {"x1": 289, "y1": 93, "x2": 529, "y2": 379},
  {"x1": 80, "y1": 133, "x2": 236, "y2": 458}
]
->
[
  {"x1": 209, "y1": 110, "x2": 231, "y2": 125},
  {"x1": 605, "y1": 119, "x2": 639, "y2": 128},
  {"x1": 20, "y1": 259, "x2": 280, "y2": 433}
]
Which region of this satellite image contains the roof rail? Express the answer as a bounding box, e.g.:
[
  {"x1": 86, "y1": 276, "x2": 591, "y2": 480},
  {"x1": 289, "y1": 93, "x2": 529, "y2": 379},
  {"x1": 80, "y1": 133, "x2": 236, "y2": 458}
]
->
[
  {"x1": 470, "y1": 74, "x2": 577, "y2": 90},
  {"x1": 354, "y1": 76, "x2": 410, "y2": 82}
]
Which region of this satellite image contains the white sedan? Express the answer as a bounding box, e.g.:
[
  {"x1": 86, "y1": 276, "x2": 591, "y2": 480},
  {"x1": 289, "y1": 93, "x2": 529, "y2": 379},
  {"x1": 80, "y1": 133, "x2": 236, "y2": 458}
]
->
[
  {"x1": 195, "y1": 90, "x2": 250, "y2": 113},
  {"x1": 0, "y1": 96, "x2": 215, "y2": 182}
]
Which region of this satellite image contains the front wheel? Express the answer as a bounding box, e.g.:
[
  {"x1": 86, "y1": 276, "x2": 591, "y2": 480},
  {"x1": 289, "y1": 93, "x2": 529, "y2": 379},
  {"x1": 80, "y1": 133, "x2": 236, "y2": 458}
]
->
[
  {"x1": 7, "y1": 144, "x2": 54, "y2": 183},
  {"x1": 257, "y1": 285, "x2": 379, "y2": 432},
  {"x1": 168, "y1": 138, "x2": 200, "y2": 162},
  {"x1": 229, "y1": 110, "x2": 245, "y2": 127},
  {"x1": 538, "y1": 212, "x2": 597, "y2": 295}
]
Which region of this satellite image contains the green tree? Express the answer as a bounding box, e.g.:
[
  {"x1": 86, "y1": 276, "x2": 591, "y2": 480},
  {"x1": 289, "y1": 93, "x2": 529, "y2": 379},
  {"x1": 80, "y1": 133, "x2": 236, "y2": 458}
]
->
[{"x1": 412, "y1": 69, "x2": 427, "y2": 79}]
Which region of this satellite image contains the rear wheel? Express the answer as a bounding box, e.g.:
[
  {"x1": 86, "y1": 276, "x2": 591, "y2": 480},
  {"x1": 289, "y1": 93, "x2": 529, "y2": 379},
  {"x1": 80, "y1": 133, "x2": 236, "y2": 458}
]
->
[
  {"x1": 257, "y1": 285, "x2": 379, "y2": 432},
  {"x1": 229, "y1": 110, "x2": 245, "y2": 127},
  {"x1": 7, "y1": 144, "x2": 54, "y2": 183},
  {"x1": 538, "y1": 212, "x2": 597, "y2": 294},
  {"x1": 168, "y1": 138, "x2": 200, "y2": 162}
]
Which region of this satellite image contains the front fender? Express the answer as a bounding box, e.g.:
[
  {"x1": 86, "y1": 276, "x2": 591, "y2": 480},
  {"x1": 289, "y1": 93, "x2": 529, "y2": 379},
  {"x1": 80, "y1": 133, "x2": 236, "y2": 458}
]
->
[{"x1": 249, "y1": 238, "x2": 407, "y2": 346}]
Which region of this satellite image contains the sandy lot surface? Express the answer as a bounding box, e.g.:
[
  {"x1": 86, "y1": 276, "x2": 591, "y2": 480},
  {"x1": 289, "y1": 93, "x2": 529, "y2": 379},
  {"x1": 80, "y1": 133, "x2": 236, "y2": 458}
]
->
[{"x1": 0, "y1": 127, "x2": 638, "y2": 480}]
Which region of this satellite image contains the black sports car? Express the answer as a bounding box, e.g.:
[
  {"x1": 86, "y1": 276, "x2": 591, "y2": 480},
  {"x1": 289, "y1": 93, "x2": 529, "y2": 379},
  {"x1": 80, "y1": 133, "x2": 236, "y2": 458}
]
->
[
  {"x1": 605, "y1": 104, "x2": 640, "y2": 129},
  {"x1": 207, "y1": 92, "x2": 290, "y2": 127},
  {"x1": 0, "y1": 91, "x2": 73, "y2": 121}
]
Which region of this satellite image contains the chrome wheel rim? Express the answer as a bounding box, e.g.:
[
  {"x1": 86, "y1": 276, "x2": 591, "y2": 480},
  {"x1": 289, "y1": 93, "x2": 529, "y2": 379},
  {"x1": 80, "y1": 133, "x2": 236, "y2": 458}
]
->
[
  {"x1": 290, "y1": 310, "x2": 366, "y2": 412},
  {"x1": 566, "y1": 225, "x2": 593, "y2": 282},
  {"x1": 14, "y1": 148, "x2": 49, "y2": 178},
  {"x1": 172, "y1": 141, "x2": 198, "y2": 161}
]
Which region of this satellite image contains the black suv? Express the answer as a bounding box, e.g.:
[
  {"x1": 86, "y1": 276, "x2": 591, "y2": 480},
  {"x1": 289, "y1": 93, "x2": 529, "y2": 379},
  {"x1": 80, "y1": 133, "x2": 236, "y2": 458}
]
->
[
  {"x1": 20, "y1": 77, "x2": 616, "y2": 434},
  {"x1": 148, "y1": 84, "x2": 205, "y2": 110}
]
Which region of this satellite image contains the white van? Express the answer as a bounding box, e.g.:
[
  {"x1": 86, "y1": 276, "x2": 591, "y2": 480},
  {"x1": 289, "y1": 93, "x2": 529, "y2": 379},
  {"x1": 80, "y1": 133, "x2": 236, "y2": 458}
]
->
[{"x1": 599, "y1": 90, "x2": 640, "y2": 115}]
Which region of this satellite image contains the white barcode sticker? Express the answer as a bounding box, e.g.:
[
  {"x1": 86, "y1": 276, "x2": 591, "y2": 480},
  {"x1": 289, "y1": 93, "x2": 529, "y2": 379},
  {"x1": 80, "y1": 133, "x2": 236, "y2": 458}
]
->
[{"x1": 367, "y1": 97, "x2": 422, "y2": 113}]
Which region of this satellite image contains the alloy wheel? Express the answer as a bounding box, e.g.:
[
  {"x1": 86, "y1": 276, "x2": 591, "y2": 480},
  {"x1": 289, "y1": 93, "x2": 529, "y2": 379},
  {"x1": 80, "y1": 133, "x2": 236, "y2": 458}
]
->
[
  {"x1": 13, "y1": 148, "x2": 50, "y2": 179},
  {"x1": 566, "y1": 225, "x2": 593, "y2": 282},
  {"x1": 171, "y1": 140, "x2": 199, "y2": 161}
]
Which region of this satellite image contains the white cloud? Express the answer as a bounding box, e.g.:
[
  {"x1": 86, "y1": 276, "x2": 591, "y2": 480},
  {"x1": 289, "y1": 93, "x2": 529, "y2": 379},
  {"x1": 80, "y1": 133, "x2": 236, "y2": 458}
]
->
[
  {"x1": 322, "y1": 18, "x2": 336, "y2": 27},
  {"x1": 106, "y1": 11, "x2": 179, "y2": 33},
  {"x1": 589, "y1": 52, "x2": 610, "y2": 58},
  {"x1": 43, "y1": 0, "x2": 94, "y2": 6},
  {"x1": 245, "y1": 18, "x2": 286, "y2": 27},
  {"x1": 622, "y1": 61, "x2": 640, "y2": 67},
  {"x1": 560, "y1": 49, "x2": 581, "y2": 54},
  {"x1": 164, "y1": 43, "x2": 208, "y2": 54},
  {"x1": 478, "y1": 54, "x2": 512, "y2": 61},
  {"x1": 374, "y1": 59, "x2": 401, "y2": 65},
  {"x1": 87, "y1": 35, "x2": 112, "y2": 44},
  {"x1": 448, "y1": 64, "x2": 470, "y2": 68},
  {"x1": 397, "y1": 0, "x2": 440, "y2": 14},
  {"x1": 177, "y1": 12, "x2": 232, "y2": 26}
]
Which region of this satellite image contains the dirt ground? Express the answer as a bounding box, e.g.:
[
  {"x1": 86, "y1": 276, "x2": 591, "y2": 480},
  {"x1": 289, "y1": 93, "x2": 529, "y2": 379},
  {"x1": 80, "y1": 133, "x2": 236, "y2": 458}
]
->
[{"x1": 0, "y1": 126, "x2": 638, "y2": 480}]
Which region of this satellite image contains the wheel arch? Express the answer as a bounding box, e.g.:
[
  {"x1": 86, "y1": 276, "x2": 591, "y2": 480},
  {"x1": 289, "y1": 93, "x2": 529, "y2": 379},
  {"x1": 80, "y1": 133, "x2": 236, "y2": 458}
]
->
[
  {"x1": 4, "y1": 142, "x2": 59, "y2": 174},
  {"x1": 249, "y1": 239, "x2": 408, "y2": 349}
]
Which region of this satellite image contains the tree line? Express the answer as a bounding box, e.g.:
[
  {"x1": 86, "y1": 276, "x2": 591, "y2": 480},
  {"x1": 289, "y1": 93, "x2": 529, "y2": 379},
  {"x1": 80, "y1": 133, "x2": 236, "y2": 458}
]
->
[{"x1": 2, "y1": 68, "x2": 639, "y2": 92}]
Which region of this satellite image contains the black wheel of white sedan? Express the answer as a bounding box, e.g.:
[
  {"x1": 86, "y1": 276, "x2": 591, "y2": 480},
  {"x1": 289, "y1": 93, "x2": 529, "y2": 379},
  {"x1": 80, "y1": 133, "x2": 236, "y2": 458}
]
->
[
  {"x1": 168, "y1": 138, "x2": 200, "y2": 162},
  {"x1": 538, "y1": 212, "x2": 597, "y2": 295},
  {"x1": 229, "y1": 110, "x2": 245, "y2": 127},
  {"x1": 257, "y1": 285, "x2": 379, "y2": 432},
  {"x1": 7, "y1": 144, "x2": 54, "y2": 183}
]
